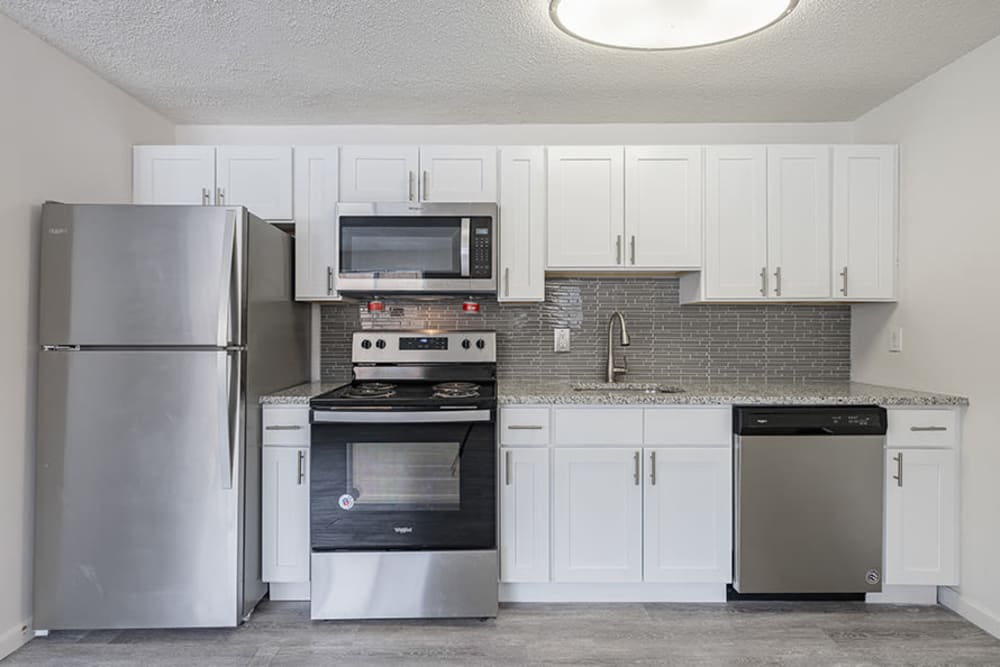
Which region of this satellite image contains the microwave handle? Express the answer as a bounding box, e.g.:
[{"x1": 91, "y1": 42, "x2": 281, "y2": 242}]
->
[{"x1": 460, "y1": 218, "x2": 471, "y2": 277}]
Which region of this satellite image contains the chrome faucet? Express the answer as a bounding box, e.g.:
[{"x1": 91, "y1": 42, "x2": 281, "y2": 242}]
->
[{"x1": 606, "y1": 311, "x2": 631, "y2": 383}]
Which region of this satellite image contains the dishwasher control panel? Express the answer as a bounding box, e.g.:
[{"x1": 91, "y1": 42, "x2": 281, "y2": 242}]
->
[{"x1": 733, "y1": 406, "x2": 887, "y2": 436}]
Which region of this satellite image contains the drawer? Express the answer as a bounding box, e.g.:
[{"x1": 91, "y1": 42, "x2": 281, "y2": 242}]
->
[
  {"x1": 553, "y1": 407, "x2": 643, "y2": 446},
  {"x1": 500, "y1": 408, "x2": 550, "y2": 445},
  {"x1": 887, "y1": 409, "x2": 958, "y2": 448},
  {"x1": 262, "y1": 406, "x2": 310, "y2": 446},
  {"x1": 644, "y1": 407, "x2": 731, "y2": 446}
]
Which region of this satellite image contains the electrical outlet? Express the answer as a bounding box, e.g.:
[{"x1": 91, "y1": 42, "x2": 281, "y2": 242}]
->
[
  {"x1": 889, "y1": 327, "x2": 903, "y2": 353},
  {"x1": 554, "y1": 328, "x2": 571, "y2": 353}
]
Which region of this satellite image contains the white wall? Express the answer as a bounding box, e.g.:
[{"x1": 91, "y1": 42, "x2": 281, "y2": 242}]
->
[
  {"x1": 852, "y1": 33, "x2": 1000, "y2": 636},
  {"x1": 0, "y1": 14, "x2": 173, "y2": 659},
  {"x1": 175, "y1": 122, "x2": 852, "y2": 146}
]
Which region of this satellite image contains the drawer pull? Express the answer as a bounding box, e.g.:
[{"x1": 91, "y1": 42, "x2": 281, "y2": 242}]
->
[
  {"x1": 507, "y1": 425, "x2": 544, "y2": 430},
  {"x1": 910, "y1": 426, "x2": 947, "y2": 432},
  {"x1": 265, "y1": 425, "x2": 303, "y2": 431}
]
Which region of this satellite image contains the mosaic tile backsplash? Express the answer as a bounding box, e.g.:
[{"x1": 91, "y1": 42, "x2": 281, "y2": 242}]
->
[{"x1": 320, "y1": 277, "x2": 850, "y2": 383}]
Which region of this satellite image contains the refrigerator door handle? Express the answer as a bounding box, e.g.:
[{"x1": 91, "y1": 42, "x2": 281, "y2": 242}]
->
[
  {"x1": 217, "y1": 351, "x2": 234, "y2": 489},
  {"x1": 217, "y1": 209, "x2": 238, "y2": 347}
]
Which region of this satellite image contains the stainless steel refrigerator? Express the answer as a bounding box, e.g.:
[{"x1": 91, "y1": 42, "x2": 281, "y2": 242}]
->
[{"x1": 34, "y1": 203, "x2": 310, "y2": 630}]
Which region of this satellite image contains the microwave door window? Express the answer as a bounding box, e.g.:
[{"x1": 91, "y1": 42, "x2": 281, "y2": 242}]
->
[
  {"x1": 340, "y1": 221, "x2": 462, "y2": 277},
  {"x1": 346, "y1": 442, "x2": 462, "y2": 512}
]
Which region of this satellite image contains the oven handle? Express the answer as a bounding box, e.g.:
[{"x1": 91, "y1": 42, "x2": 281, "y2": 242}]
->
[
  {"x1": 460, "y1": 217, "x2": 471, "y2": 277},
  {"x1": 312, "y1": 409, "x2": 492, "y2": 424}
]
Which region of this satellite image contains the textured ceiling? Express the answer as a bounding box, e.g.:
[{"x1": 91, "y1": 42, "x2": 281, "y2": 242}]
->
[{"x1": 3, "y1": 0, "x2": 1000, "y2": 124}]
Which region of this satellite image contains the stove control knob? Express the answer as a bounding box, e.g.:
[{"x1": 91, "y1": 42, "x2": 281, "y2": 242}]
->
[
  {"x1": 375, "y1": 339, "x2": 387, "y2": 349},
  {"x1": 461, "y1": 339, "x2": 471, "y2": 350},
  {"x1": 360, "y1": 339, "x2": 372, "y2": 350},
  {"x1": 476, "y1": 338, "x2": 486, "y2": 350}
]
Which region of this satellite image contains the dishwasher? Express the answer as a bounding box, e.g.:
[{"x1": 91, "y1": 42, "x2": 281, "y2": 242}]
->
[{"x1": 733, "y1": 405, "x2": 887, "y2": 595}]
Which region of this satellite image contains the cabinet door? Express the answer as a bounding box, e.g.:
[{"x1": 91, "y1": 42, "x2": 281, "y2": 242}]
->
[
  {"x1": 546, "y1": 146, "x2": 624, "y2": 269},
  {"x1": 215, "y1": 146, "x2": 293, "y2": 220},
  {"x1": 419, "y1": 146, "x2": 497, "y2": 202},
  {"x1": 704, "y1": 146, "x2": 768, "y2": 299},
  {"x1": 624, "y1": 146, "x2": 703, "y2": 269},
  {"x1": 498, "y1": 147, "x2": 546, "y2": 302},
  {"x1": 339, "y1": 146, "x2": 419, "y2": 203},
  {"x1": 133, "y1": 145, "x2": 215, "y2": 205},
  {"x1": 885, "y1": 448, "x2": 958, "y2": 586},
  {"x1": 293, "y1": 146, "x2": 341, "y2": 301},
  {"x1": 500, "y1": 448, "x2": 550, "y2": 583},
  {"x1": 262, "y1": 447, "x2": 310, "y2": 583},
  {"x1": 644, "y1": 447, "x2": 732, "y2": 583},
  {"x1": 552, "y1": 448, "x2": 642, "y2": 582},
  {"x1": 832, "y1": 146, "x2": 897, "y2": 300},
  {"x1": 766, "y1": 146, "x2": 832, "y2": 299}
]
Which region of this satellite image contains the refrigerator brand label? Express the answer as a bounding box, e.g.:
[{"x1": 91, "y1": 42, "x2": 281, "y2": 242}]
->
[{"x1": 338, "y1": 494, "x2": 355, "y2": 510}]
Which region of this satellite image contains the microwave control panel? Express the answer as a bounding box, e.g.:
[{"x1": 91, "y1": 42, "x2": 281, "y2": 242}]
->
[{"x1": 469, "y1": 218, "x2": 492, "y2": 278}]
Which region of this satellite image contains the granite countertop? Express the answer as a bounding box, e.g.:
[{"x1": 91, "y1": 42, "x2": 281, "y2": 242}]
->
[
  {"x1": 261, "y1": 379, "x2": 968, "y2": 407},
  {"x1": 496, "y1": 380, "x2": 969, "y2": 407}
]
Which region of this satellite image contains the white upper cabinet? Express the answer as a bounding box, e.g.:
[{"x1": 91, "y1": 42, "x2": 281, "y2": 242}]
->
[
  {"x1": 499, "y1": 447, "x2": 550, "y2": 583},
  {"x1": 832, "y1": 146, "x2": 898, "y2": 300},
  {"x1": 624, "y1": 146, "x2": 703, "y2": 269},
  {"x1": 498, "y1": 147, "x2": 546, "y2": 302},
  {"x1": 552, "y1": 447, "x2": 643, "y2": 582},
  {"x1": 215, "y1": 146, "x2": 294, "y2": 220},
  {"x1": 766, "y1": 146, "x2": 832, "y2": 299},
  {"x1": 546, "y1": 146, "x2": 625, "y2": 269},
  {"x1": 133, "y1": 146, "x2": 216, "y2": 205},
  {"x1": 294, "y1": 146, "x2": 341, "y2": 301},
  {"x1": 703, "y1": 146, "x2": 768, "y2": 299},
  {"x1": 419, "y1": 146, "x2": 497, "y2": 202},
  {"x1": 339, "y1": 146, "x2": 419, "y2": 203}
]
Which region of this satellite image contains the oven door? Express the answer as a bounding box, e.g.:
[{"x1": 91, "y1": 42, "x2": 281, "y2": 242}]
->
[{"x1": 310, "y1": 410, "x2": 496, "y2": 551}]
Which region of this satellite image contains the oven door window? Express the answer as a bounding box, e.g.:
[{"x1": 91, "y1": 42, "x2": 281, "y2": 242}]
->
[
  {"x1": 339, "y1": 217, "x2": 462, "y2": 278},
  {"x1": 311, "y1": 421, "x2": 495, "y2": 551}
]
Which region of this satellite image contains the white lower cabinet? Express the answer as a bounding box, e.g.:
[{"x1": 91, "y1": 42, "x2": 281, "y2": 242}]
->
[
  {"x1": 262, "y1": 444, "x2": 310, "y2": 584},
  {"x1": 499, "y1": 448, "x2": 550, "y2": 582},
  {"x1": 552, "y1": 448, "x2": 643, "y2": 582},
  {"x1": 885, "y1": 447, "x2": 958, "y2": 586},
  {"x1": 643, "y1": 447, "x2": 732, "y2": 583}
]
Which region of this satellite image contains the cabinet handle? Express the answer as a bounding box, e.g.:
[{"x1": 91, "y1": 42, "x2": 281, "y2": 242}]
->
[
  {"x1": 217, "y1": 187, "x2": 225, "y2": 205},
  {"x1": 649, "y1": 451, "x2": 656, "y2": 486},
  {"x1": 297, "y1": 450, "x2": 306, "y2": 485},
  {"x1": 839, "y1": 266, "x2": 848, "y2": 296},
  {"x1": 774, "y1": 266, "x2": 782, "y2": 297},
  {"x1": 408, "y1": 171, "x2": 415, "y2": 201},
  {"x1": 616, "y1": 236, "x2": 623, "y2": 265},
  {"x1": 892, "y1": 452, "x2": 903, "y2": 487},
  {"x1": 759, "y1": 267, "x2": 768, "y2": 297},
  {"x1": 633, "y1": 451, "x2": 640, "y2": 486},
  {"x1": 630, "y1": 236, "x2": 636, "y2": 265},
  {"x1": 505, "y1": 450, "x2": 512, "y2": 486},
  {"x1": 506, "y1": 424, "x2": 543, "y2": 430},
  {"x1": 202, "y1": 188, "x2": 210, "y2": 206},
  {"x1": 265, "y1": 425, "x2": 302, "y2": 431},
  {"x1": 504, "y1": 267, "x2": 510, "y2": 297},
  {"x1": 910, "y1": 425, "x2": 948, "y2": 432},
  {"x1": 327, "y1": 266, "x2": 335, "y2": 295},
  {"x1": 422, "y1": 170, "x2": 430, "y2": 201}
]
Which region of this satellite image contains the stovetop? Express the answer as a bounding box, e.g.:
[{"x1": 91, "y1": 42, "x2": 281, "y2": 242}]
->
[{"x1": 312, "y1": 379, "x2": 497, "y2": 409}]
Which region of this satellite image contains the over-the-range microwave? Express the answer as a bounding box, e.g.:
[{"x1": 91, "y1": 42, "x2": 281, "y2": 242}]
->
[{"x1": 335, "y1": 202, "x2": 497, "y2": 295}]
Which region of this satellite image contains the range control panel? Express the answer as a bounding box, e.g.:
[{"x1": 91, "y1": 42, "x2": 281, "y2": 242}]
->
[{"x1": 353, "y1": 331, "x2": 496, "y2": 364}]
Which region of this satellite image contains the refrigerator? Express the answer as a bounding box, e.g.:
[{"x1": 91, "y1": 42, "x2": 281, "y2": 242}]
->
[{"x1": 34, "y1": 203, "x2": 310, "y2": 630}]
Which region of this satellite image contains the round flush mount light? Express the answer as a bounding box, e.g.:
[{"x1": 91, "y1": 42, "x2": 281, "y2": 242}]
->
[{"x1": 549, "y1": 0, "x2": 799, "y2": 51}]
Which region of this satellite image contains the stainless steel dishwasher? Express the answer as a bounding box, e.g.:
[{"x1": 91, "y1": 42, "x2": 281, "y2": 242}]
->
[{"x1": 733, "y1": 406, "x2": 887, "y2": 595}]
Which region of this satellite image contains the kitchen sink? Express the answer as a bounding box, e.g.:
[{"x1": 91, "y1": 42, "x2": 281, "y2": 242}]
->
[{"x1": 571, "y1": 383, "x2": 685, "y2": 394}]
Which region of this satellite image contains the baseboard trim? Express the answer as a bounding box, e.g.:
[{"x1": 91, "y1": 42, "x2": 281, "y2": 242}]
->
[
  {"x1": 940, "y1": 587, "x2": 1000, "y2": 640},
  {"x1": 500, "y1": 582, "x2": 727, "y2": 603},
  {"x1": 866, "y1": 585, "x2": 938, "y2": 605},
  {"x1": 0, "y1": 617, "x2": 33, "y2": 661}
]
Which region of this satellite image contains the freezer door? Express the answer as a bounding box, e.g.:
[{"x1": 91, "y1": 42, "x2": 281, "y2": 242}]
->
[
  {"x1": 34, "y1": 348, "x2": 246, "y2": 629},
  {"x1": 39, "y1": 203, "x2": 244, "y2": 347}
]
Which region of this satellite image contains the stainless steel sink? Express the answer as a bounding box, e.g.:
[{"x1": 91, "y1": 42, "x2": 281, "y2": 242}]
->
[{"x1": 571, "y1": 382, "x2": 685, "y2": 394}]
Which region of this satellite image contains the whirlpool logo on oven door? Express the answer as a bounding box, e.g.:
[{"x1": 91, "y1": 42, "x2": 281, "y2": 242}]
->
[{"x1": 393, "y1": 526, "x2": 414, "y2": 534}]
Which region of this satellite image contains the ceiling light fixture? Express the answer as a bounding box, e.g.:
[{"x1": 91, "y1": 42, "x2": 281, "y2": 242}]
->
[{"x1": 549, "y1": 0, "x2": 799, "y2": 51}]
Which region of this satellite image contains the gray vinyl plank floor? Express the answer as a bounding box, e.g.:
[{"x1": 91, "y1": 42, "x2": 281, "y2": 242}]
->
[{"x1": 6, "y1": 600, "x2": 1000, "y2": 666}]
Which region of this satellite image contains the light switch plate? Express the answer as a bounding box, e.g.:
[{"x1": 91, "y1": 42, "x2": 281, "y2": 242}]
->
[
  {"x1": 554, "y1": 328, "x2": 571, "y2": 353},
  {"x1": 889, "y1": 327, "x2": 903, "y2": 353}
]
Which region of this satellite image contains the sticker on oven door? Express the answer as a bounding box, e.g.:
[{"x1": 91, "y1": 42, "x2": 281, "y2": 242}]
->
[{"x1": 338, "y1": 494, "x2": 355, "y2": 510}]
